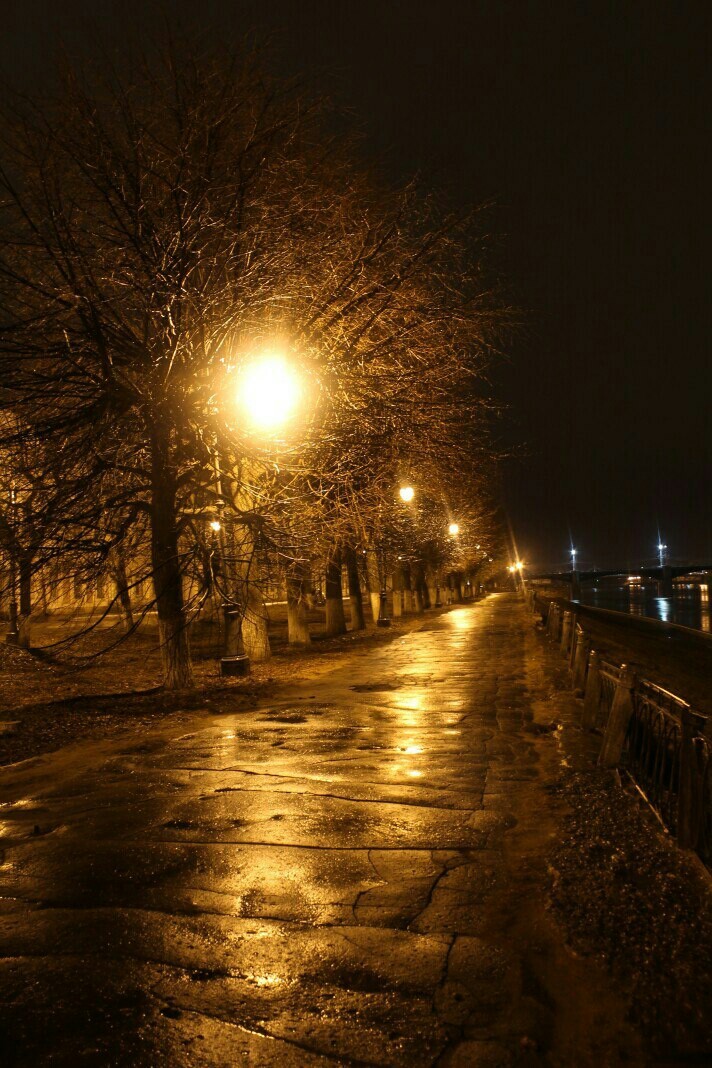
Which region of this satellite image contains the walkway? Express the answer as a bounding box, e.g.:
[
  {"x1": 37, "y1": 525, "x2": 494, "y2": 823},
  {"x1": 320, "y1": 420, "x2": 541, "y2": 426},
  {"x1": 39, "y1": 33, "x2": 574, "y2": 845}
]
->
[{"x1": 0, "y1": 595, "x2": 642, "y2": 1066}]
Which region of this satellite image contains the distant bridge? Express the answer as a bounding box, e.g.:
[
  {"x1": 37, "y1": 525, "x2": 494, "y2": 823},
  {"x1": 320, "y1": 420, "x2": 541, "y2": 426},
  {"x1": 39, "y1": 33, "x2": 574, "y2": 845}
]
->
[{"x1": 531, "y1": 565, "x2": 712, "y2": 598}]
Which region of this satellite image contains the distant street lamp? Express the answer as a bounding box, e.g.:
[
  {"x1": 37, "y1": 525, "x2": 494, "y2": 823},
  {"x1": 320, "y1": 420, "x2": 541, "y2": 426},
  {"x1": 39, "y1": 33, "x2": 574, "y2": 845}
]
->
[
  {"x1": 399, "y1": 485, "x2": 415, "y2": 503},
  {"x1": 658, "y1": 542, "x2": 668, "y2": 567},
  {"x1": 570, "y1": 547, "x2": 578, "y2": 569},
  {"x1": 448, "y1": 522, "x2": 460, "y2": 536}
]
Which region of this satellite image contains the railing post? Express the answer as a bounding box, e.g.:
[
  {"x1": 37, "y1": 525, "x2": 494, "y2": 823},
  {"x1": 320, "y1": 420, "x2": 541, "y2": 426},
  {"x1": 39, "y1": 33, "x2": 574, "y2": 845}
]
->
[
  {"x1": 581, "y1": 649, "x2": 601, "y2": 729},
  {"x1": 569, "y1": 617, "x2": 579, "y2": 667},
  {"x1": 572, "y1": 632, "x2": 589, "y2": 692},
  {"x1": 552, "y1": 603, "x2": 561, "y2": 640},
  {"x1": 598, "y1": 664, "x2": 636, "y2": 768},
  {"x1": 677, "y1": 708, "x2": 703, "y2": 850},
  {"x1": 560, "y1": 610, "x2": 573, "y2": 656}
]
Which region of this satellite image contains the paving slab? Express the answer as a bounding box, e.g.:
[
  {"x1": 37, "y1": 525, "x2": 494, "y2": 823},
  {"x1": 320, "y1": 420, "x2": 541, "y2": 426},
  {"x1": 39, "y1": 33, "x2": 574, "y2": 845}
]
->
[{"x1": 0, "y1": 594, "x2": 644, "y2": 1066}]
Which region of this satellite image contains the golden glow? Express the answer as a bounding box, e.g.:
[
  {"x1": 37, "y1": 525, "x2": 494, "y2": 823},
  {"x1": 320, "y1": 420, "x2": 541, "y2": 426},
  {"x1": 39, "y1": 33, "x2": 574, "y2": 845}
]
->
[
  {"x1": 448, "y1": 522, "x2": 460, "y2": 536},
  {"x1": 210, "y1": 519, "x2": 222, "y2": 532},
  {"x1": 515, "y1": 560, "x2": 524, "y2": 571},
  {"x1": 397, "y1": 694, "x2": 424, "y2": 711},
  {"x1": 399, "y1": 485, "x2": 415, "y2": 503},
  {"x1": 236, "y1": 353, "x2": 301, "y2": 430}
]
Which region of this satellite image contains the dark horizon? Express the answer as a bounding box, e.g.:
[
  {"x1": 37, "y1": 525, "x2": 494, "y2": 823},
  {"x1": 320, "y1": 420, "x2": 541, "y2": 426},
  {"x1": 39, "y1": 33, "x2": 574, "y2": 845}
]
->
[{"x1": 2, "y1": 0, "x2": 710, "y2": 571}]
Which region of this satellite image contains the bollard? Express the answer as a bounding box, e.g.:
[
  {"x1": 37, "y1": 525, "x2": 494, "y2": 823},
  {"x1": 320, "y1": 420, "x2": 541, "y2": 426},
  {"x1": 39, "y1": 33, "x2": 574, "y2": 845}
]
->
[
  {"x1": 677, "y1": 707, "x2": 705, "y2": 850},
  {"x1": 581, "y1": 649, "x2": 602, "y2": 730},
  {"x1": 560, "y1": 610, "x2": 573, "y2": 657},
  {"x1": 598, "y1": 664, "x2": 636, "y2": 768},
  {"x1": 572, "y1": 632, "x2": 589, "y2": 693}
]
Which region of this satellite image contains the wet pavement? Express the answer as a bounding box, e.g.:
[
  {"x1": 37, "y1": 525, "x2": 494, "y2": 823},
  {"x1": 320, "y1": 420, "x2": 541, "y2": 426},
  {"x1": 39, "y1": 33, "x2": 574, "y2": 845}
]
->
[{"x1": 0, "y1": 595, "x2": 643, "y2": 1066}]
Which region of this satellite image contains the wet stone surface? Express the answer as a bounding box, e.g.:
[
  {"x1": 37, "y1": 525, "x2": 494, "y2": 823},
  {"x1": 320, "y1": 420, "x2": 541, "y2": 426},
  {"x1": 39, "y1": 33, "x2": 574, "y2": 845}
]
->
[{"x1": 0, "y1": 595, "x2": 645, "y2": 1066}]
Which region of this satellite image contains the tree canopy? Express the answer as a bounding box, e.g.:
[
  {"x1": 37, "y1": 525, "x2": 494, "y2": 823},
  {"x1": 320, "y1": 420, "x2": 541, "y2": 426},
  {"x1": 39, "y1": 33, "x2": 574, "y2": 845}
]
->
[{"x1": 0, "y1": 37, "x2": 511, "y2": 685}]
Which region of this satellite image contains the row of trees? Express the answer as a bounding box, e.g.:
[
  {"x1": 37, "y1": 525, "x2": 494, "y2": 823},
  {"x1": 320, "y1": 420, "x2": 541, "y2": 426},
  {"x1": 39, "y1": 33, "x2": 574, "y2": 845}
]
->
[{"x1": 0, "y1": 38, "x2": 511, "y2": 687}]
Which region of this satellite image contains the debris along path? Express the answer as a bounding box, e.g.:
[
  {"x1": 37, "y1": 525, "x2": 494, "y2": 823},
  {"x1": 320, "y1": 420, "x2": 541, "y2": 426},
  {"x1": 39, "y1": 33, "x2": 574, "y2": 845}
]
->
[{"x1": 0, "y1": 594, "x2": 644, "y2": 1067}]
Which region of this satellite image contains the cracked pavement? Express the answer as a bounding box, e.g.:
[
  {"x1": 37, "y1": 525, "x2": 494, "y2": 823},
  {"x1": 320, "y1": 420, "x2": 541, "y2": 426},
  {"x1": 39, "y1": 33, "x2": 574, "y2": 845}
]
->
[{"x1": 0, "y1": 594, "x2": 644, "y2": 1066}]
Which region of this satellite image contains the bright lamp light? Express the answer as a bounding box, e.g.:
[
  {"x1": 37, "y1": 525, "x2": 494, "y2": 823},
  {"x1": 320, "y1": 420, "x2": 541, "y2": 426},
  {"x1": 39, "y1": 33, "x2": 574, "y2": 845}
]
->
[
  {"x1": 399, "y1": 486, "x2": 415, "y2": 503},
  {"x1": 448, "y1": 522, "x2": 459, "y2": 536},
  {"x1": 237, "y1": 353, "x2": 301, "y2": 430}
]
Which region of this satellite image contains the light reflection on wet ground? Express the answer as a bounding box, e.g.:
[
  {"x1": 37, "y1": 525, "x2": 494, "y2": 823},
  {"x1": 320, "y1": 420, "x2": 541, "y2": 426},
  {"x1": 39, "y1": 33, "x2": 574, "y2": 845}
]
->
[{"x1": 0, "y1": 596, "x2": 639, "y2": 1066}]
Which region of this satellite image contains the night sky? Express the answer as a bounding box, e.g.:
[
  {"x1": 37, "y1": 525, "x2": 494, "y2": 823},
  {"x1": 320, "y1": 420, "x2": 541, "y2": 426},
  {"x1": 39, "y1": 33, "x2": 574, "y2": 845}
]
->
[{"x1": 3, "y1": 1, "x2": 711, "y2": 570}]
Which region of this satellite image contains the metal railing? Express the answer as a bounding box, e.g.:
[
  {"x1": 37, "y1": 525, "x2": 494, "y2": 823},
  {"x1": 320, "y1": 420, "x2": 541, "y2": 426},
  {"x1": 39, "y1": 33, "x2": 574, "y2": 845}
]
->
[
  {"x1": 626, "y1": 685, "x2": 684, "y2": 833},
  {"x1": 537, "y1": 597, "x2": 712, "y2": 867}
]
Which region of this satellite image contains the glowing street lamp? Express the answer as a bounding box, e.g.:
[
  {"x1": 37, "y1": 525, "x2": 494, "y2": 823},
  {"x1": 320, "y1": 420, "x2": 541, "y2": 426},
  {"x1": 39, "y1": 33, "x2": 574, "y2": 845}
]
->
[
  {"x1": 657, "y1": 542, "x2": 668, "y2": 567},
  {"x1": 570, "y1": 547, "x2": 578, "y2": 569},
  {"x1": 399, "y1": 485, "x2": 415, "y2": 503},
  {"x1": 209, "y1": 519, "x2": 221, "y2": 533},
  {"x1": 236, "y1": 352, "x2": 302, "y2": 430},
  {"x1": 448, "y1": 522, "x2": 460, "y2": 536}
]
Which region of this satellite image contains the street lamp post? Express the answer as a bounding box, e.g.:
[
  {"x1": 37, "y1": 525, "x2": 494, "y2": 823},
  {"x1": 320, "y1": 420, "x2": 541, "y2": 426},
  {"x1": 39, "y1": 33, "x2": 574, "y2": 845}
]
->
[
  {"x1": 6, "y1": 486, "x2": 19, "y2": 645},
  {"x1": 217, "y1": 349, "x2": 305, "y2": 673},
  {"x1": 211, "y1": 458, "x2": 250, "y2": 678},
  {"x1": 377, "y1": 544, "x2": 391, "y2": 627},
  {"x1": 658, "y1": 542, "x2": 668, "y2": 568}
]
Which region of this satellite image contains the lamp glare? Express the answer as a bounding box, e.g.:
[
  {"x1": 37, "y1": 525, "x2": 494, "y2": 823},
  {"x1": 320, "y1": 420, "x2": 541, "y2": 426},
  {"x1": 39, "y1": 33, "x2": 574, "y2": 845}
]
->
[{"x1": 238, "y1": 354, "x2": 300, "y2": 429}]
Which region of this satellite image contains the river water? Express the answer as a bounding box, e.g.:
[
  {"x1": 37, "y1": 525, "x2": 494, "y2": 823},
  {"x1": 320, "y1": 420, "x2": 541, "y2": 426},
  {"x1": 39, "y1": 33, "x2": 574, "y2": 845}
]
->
[{"x1": 576, "y1": 584, "x2": 711, "y2": 633}]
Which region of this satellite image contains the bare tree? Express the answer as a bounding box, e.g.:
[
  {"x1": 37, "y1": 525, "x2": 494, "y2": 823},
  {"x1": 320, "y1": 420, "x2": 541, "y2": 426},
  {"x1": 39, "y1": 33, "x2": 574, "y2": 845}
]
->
[{"x1": 0, "y1": 36, "x2": 511, "y2": 686}]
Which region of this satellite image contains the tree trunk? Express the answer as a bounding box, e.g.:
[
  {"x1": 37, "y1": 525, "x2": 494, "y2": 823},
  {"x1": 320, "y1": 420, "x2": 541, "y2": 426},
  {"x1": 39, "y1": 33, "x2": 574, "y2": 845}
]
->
[
  {"x1": 150, "y1": 424, "x2": 193, "y2": 689},
  {"x1": 325, "y1": 549, "x2": 347, "y2": 637},
  {"x1": 287, "y1": 563, "x2": 311, "y2": 645},
  {"x1": 218, "y1": 520, "x2": 247, "y2": 658},
  {"x1": 365, "y1": 546, "x2": 381, "y2": 623},
  {"x1": 412, "y1": 563, "x2": 426, "y2": 614},
  {"x1": 345, "y1": 546, "x2": 366, "y2": 630},
  {"x1": 109, "y1": 547, "x2": 134, "y2": 633},
  {"x1": 392, "y1": 564, "x2": 405, "y2": 617},
  {"x1": 17, "y1": 556, "x2": 32, "y2": 649},
  {"x1": 402, "y1": 564, "x2": 413, "y2": 613},
  {"x1": 242, "y1": 585, "x2": 271, "y2": 661}
]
